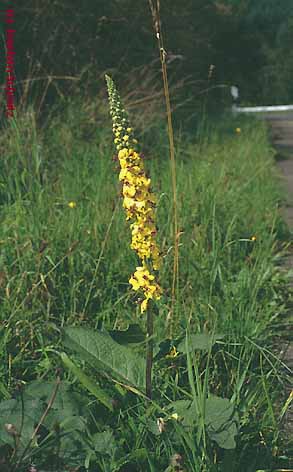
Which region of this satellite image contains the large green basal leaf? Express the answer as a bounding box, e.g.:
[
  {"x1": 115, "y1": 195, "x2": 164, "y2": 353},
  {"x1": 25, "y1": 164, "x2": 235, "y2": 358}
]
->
[
  {"x1": 24, "y1": 380, "x2": 87, "y2": 433},
  {"x1": 63, "y1": 327, "x2": 146, "y2": 391},
  {"x1": 60, "y1": 352, "x2": 114, "y2": 411},
  {"x1": 0, "y1": 381, "x2": 87, "y2": 452},
  {"x1": 205, "y1": 396, "x2": 238, "y2": 450},
  {"x1": 24, "y1": 380, "x2": 82, "y2": 417},
  {"x1": 167, "y1": 395, "x2": 238, "y2": 449},
  {"x1": 0, "y1": 397, "x2": 43, "y2": 449}
]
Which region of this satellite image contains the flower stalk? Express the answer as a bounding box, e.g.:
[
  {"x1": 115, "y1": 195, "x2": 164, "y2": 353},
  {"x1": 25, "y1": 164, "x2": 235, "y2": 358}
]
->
[{"x1": 105, "y1": 75, "x2": 162, "y2": 397}]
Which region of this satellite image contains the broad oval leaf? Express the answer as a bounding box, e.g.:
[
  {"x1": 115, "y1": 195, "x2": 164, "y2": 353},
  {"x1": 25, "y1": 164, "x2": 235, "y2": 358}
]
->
[
  {"x1": 0, "y1": 397, "x2": 43, "y2": 449},
  {"x1": 205, "y1": 395, "x2": 238, "y2": 450},
  {"x1": 63, "y1": 327, "x2": 145, "y2": 391},
  {"x1": 166, "y1": 395, "x2": 238, "y2": 449},
  {"x1": 60, "y1": 352, "x2": 114, "y2": 411}
]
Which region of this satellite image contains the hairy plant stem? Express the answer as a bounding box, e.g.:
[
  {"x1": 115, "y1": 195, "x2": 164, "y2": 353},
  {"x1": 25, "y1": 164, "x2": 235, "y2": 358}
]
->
[
  {"x1": 148, "y1": 0, "x2": 179, "y2": 337},
  {"x1": 146, "y1": 309, "x2": 154, "y2": 399}
]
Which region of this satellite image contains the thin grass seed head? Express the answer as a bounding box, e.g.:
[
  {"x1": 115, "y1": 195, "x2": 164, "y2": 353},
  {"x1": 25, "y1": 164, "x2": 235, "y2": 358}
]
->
[{"x1": 105, "y1": 75, "x2": 162, "y2": 313}]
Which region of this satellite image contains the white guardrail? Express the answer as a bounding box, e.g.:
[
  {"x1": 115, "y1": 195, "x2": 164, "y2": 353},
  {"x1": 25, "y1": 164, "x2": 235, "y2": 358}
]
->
[
  {"x1": 233, "y1": 104, "x2": 293, "y2": 113},
  {"x1": 230, "y1": 86, "x2": 293, "y2": 113}
]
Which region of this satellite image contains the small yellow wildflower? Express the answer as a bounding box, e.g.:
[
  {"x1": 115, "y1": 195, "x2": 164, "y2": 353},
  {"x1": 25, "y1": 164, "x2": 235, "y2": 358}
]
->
[
  {"x1": 68, "y1": 201, "x2": 76, "y2": 209},
  {"x1": 170, "y1": 413, "x2": 179, "y2": 421},
  {"x1": 166, "y1": 345, "x2": 179, "y2": 359},
  {"x1": 235, "y1": 127, "x2": 241, "y2": 134},
  {"x1": 251, "y1": 235, "x2": 257, "y2": 241},
  {"x1": 106, "y1": 75, "x2": 162, "y2": 313},
  {"x1": 167, "y1": 346, "x2": 179, "y2": 358}
]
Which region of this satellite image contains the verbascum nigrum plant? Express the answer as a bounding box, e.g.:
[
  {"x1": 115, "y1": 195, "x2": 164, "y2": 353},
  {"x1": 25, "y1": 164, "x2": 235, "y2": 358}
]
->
[{"x1": 105, "y1": 75, "x2": 162, "y2": 314}]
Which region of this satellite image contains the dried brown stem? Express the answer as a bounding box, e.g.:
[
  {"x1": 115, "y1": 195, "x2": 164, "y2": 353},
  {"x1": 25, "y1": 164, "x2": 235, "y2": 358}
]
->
[{"x1": 148, "y1": 0, "x2": 179, "y2": 336}]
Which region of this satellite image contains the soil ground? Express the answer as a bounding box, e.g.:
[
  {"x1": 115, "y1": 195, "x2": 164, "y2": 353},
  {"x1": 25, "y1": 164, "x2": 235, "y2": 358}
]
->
[{"x1": 263, "y1": 113, "x2": 293, "y2": 440}]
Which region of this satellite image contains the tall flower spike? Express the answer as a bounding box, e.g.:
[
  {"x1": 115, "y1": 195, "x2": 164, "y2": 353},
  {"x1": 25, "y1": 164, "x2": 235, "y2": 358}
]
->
[{"x1": 105, "y1": 75, "x2": 162, "y2": 313}]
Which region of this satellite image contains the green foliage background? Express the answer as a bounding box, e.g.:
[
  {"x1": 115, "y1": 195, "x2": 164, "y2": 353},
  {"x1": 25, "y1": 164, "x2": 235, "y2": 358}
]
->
[{"x1": 1, "y1": 0, "x2": 293, "y2": 118}]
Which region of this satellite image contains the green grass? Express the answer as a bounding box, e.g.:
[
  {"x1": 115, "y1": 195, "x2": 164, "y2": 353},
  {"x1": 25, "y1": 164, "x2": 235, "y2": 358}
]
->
[{"x1": 0, "y1": 99, "x2": 291, "y2": 471}]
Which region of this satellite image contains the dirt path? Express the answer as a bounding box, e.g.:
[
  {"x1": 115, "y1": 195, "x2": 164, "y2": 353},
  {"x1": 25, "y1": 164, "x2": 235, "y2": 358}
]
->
[{"x1": 264, "y1": 113, "x2": 293, "y2": 438}]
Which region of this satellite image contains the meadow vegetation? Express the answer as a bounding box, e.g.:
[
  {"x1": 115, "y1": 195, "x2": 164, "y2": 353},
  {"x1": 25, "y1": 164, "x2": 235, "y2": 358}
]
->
[
  {"x1": 0, "y1": 83, "x2": 292, "y2": 471},
  {"x1": 11, "y1": 0, "x2": 293, "y2": 111}
]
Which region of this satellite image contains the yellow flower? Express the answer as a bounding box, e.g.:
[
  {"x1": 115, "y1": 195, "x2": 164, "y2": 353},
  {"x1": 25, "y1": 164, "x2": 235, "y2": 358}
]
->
[
  {"x1": 118, "y1": 148, "x2": 128, "y2": 159},
  {"x1": 129, "y1": 276, "x2": 141, "y2": 291},
  {"x1": 141, "y1": 299, "x2": 148, "y2": 313},
  {"x1": 251, "y1": 235, "x2": 257, "y2": 241},
  {"x1": 123, "y1": 185, "x2": 136, "y2": 198},
  {"x1": 106, "y1": 75, "x2": 162, "y2": 313},
  {"x1": 170, "y1": 413, "x2": 179, "y2": 421},
  {"x1": 68, "y1": 201, "x2": 76, "y2": 209},
  {"x1": 167, "y1": 346, "x2": 179, "y2": 358},
  {"x1": 235, "y1": 127, "x2": 241, "y2": 134}
]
